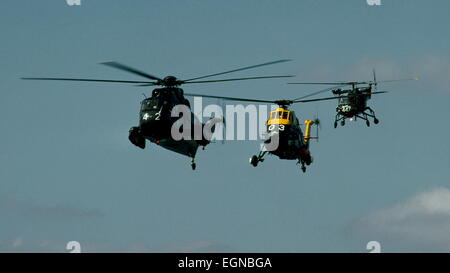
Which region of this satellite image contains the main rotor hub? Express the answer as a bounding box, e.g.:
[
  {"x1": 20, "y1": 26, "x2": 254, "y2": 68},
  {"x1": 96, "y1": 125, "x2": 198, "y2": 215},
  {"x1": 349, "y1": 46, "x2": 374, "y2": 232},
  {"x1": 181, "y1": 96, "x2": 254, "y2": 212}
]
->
[
  {"x1": 161, "y1": 76, "x2": 179, "y2": 87},
  {"x1": 274, "y1": 100, "x2": 293, "y2": 108}
]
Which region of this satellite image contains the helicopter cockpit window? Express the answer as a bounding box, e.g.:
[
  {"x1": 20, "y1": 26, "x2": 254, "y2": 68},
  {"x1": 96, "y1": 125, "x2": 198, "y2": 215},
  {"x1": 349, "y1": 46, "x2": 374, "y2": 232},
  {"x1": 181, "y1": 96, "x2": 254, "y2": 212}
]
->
[
  {"x1": 339, "y1": 96, "x2": 350, "y2": 104},
  {"x1": 141, "y1": 99, "x2": 155, "y2": 111},
  {"x1": 281, "y1": 111, "x2": 288, "y2": 120}
]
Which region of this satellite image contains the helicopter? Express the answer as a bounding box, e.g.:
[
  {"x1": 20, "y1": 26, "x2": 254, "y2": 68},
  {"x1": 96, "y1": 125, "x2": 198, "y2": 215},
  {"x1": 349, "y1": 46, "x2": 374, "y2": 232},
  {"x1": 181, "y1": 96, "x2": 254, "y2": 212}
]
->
[
  {"x1": 288, "y1": 71, "x2": 419, "y2": 128},
  {"x1": 181, "y1": 93, "x2": 321, "y2": 172},
  {"x1": 22, "y1": 60, "x2": 294, "y2": 170},
  {"x1": 253, "y1": 104, "x2": 320, "y2": 173}
]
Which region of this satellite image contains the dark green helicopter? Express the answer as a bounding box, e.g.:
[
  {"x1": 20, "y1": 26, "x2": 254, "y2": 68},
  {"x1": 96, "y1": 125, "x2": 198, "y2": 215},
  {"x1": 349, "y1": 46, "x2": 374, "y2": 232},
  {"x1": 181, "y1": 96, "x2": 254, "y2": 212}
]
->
[
  {"x1": 289, "y1": 70, "x2": 418, "y2": 128},
  {"x1": 22, "y1": 60, "x2": 293, "y2": 170}
]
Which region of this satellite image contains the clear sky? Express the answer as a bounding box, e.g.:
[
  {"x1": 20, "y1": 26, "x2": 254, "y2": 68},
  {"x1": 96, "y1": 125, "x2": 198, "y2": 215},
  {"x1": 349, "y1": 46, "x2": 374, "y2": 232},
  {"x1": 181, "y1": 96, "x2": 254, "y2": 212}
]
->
[{"x1": 0, "y1": 0, "x2": 449, "y2": 252}]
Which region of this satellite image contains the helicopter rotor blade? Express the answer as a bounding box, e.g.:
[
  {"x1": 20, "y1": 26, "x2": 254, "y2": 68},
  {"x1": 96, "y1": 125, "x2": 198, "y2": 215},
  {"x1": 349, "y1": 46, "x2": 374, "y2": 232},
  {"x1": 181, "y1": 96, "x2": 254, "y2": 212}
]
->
[
  {"x1": 182, "y1": 59, "x2": 292, "y2": 82},
  {"x1": 100, "y1": 62, "x2": 163, "y2": 81},
  {"x1": 134, "y1": 83, "x2": 158, "y2": 87},
  {"x1": 372, "y1": 68, "x2": 377, "y2": 90},
  {"x1": 292, "y1": 85, "x2": 344, "y2": 101},
  {"x1": 184, "y1": 93, "x2": 276, "y2": 104},
  {"x1": 182, "y1": 75, "x2": 294, "y2": 84},
  {"x1": 21, "y1": 77, "x2": 156, "y2": 84},
  {"x1": 293, "y1": 91, "x2": 388, "y2": 103},
  {"x1": 293, "y1": 96, "x2": 341, "y2": 103},
  {"x1": 288, "y1": 82, "x2": 352, "y2": 85},
  {"x1": 372, "y1": 78, "x2": 419, "y2": 84},
  {"x1": 370, "y1": 91, "x2": 388, "y2": 94},
  {"x1": 289, "y1": 77, "x2": 419, "y2": 86}
]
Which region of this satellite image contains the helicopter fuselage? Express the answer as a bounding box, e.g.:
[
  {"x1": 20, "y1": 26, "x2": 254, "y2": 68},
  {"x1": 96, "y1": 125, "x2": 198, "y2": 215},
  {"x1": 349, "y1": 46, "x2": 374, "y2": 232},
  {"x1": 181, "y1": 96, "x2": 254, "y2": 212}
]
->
[
  {"x1": 259, "y1": 108, "x2": 314, "y2": 166},
  {"x1": 138, "y1": 87, "x2": 190, "y2": 139},
  {"x1": 129, "y1": 87, "x2": 213, "y2": 159},
  {"x1": 335, "y1": 88, "x2": 371, "y2": 117},
  {"x1": 332, "y1": 87, "x2": 380, "y2": 127}
]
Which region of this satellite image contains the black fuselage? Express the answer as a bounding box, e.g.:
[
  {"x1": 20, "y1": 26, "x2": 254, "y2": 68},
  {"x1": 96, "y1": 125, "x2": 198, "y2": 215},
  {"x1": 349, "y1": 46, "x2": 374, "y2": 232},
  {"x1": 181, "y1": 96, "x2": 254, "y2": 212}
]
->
[
  {"x1": 336, "y1": 88, "x2": 370, "y2": 117},
  {"x1": 138, "y1": 87, "x2": 191, "y2": 140}
]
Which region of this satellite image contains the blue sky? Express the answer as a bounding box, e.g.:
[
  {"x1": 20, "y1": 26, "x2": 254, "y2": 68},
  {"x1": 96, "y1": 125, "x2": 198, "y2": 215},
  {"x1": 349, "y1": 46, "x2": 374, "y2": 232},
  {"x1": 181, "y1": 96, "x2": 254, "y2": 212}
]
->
[{"x1": 0, "y1": 0, "x2": 449, "y2": 252}]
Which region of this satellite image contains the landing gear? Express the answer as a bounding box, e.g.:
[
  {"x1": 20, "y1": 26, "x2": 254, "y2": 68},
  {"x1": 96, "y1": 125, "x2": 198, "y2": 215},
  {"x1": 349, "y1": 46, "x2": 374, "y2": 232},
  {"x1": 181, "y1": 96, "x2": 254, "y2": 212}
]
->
[
  {"x1": 191, "y1": 158, "x2": 196, "y2": 170},
  {"x1": 250, "y1": 155, "x2": 259, "y2": 167},
  {"x1": 128, "y1": 126, "x2": 145, "y2": 149},
  {"x1": 353, "y1": 108, "x2": 380, "y2": 127},
  {"x1": 334, "y1": 113, "x2": 345, "y2": 128},
  {"x1": 335, "y1": 106, "x2": 380, "y2": 128},
  {"x1": 249, "y1": 151, "x2": 266, "y2": 167},
  {"x1": 335, "y1": 113, "x2": 348, "y2": 128},
  {"x1": 364, "y1": 107, "x2": 379, "y2": 126},
  {"x1": 297, "y1": 159, "x2": 307, "y2": 173}
]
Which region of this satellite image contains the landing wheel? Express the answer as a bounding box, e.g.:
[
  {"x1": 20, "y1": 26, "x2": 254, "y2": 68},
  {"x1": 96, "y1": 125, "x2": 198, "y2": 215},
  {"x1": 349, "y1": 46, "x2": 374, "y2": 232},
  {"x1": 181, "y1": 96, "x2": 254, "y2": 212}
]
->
[
  {"x1": 334, "y1": 121, "x2": 338, "y2": 128},
  {"x1": 301, "y1": 165, "x2": 306, "y2": 173},
  {"x1": 191, "y1": 162, "x2": 196, "y2": 170},
  {"x1": 250, "y1": 155, "x2": 259, "y2": 167},
  {"x1": 366, "y1": 120, "x2": 370, "y2": 127},
  {"x1": 341, "y1": 120, "x2": 345, "y2": 126},
  {"x1": 374, "y1": 118, "x2": 379, "y2": 124}
]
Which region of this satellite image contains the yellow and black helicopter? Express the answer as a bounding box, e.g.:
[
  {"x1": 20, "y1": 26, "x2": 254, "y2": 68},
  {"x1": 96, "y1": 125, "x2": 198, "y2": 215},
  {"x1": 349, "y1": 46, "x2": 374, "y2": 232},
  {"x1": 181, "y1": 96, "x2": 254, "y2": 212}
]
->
[
  {"x1": 254, "y1": 104, "x2": 320, "y2": 173},
  {"x1": 289, "y1": 71, "x2": 419, "y2": 128},
  {"x1": 183, "y1": 93, "x2": 321, "y2": 172},
  {"x1": 22, "y1": 60, "x2": 293, "y2": 170}
]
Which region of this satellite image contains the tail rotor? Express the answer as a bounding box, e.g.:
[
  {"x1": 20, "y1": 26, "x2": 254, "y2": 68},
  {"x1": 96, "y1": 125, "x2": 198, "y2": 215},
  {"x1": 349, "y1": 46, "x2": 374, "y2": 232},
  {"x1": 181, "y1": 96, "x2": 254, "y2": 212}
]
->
[
  {"x1": 372, "y1": 68, "x2": 378, "y2": 91},
  {"x1": 312, "y1": 109, "x2": 321, "y2": 142}
]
